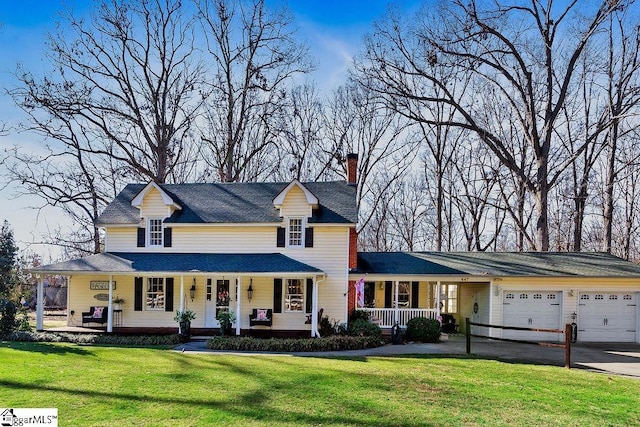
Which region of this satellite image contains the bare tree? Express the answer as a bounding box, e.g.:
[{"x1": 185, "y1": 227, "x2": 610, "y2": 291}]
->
[
  {"x1": 354, "y1": 0, "x2": 628, "y2": 251},
  {"x1": 197, "y1": 0, "x2": 313, "y2": 182}
]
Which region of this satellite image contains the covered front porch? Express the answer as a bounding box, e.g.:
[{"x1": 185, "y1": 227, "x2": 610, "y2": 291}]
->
[{"x1": 31, "y1": 252, "x2": 327, "y2": 337}]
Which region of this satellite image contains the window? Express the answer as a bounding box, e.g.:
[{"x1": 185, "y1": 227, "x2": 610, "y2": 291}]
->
[
  {"x1": 394, "y1": 282, "x2": 410, "y2": 308},
  {"x1": 146, "y1": 277, "x2": 164, "y2": 310},
  {"x1": 285, "y1": 279, "x2": 304, "y2": 311},
  {"x1": 148, "y1": 219, "x2": 163, "y2": 246},
  {"x1": 288, "y1": 218, "x2": 303, "y2": 247}
]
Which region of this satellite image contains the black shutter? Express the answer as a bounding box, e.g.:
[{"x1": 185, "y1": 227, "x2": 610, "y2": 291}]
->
[
  {"x1": 163, "y1": 227, "x2": 172, "y2": 247},
  {"x1": 384, "y1": 281, "x2": 392, "y2": 308},
  {"x1": 276, "y1": 227, "x2": 285, "y2": 247},
  {"x1": 411, "y1": 281, "x2": 419, "y2": 308},
  {"x1": 134, "y1": 277, "x2": 143, "y2": 311},
  {"x1": 137, "y1": 228, "x2": 146, "y2": 247},
  {"x1": 305, "y1": 278, "x2": 313, "y2": 313},
  {"x1": 273, "y1": 278, "x2": 283, "y2": 313},
  {"x1": 165, "y1": 278, "x2": 174, "y2": 312},
  {"x1": 304, "y1": 228, "x2": 314, "y2": 248}
]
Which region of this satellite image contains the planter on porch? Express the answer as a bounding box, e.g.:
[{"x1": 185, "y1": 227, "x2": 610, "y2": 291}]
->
[{"x1": 174, "y1": 310, "x2": 197, "y2": 343}]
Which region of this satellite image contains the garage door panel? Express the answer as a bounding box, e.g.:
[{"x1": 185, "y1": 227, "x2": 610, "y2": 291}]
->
[
  {"x1": 503, "y1": 292, "x2": 562, "y2": 341},
  {"x1": 578, "y1": 293, "x2": 637, "y2": 342}
]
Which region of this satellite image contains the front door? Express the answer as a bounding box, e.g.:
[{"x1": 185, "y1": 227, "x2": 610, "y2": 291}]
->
[{"x1": 205, "y1": 278, "x2": 231, "y2": 327}]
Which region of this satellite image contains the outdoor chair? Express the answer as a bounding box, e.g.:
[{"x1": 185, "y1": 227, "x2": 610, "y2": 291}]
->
[
  {"x1": 249, "y1": 308, "x2": 273, "y2": 328},
  {"x1": 82, "y1": 306, "x2": 108, "y2": 326}
]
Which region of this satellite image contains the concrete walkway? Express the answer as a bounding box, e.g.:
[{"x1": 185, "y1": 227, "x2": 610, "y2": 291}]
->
[{"x1": 175, "y1": 335, "x2": 640, "y2": 378}]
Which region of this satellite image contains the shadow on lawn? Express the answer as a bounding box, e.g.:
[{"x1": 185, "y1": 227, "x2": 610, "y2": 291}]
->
[
  {"x1": 0, "y1": 342, "x2": 95, "y2": 356},
  {"x1": 0, "y1": 379, "x2": 409, "y2": 427}
]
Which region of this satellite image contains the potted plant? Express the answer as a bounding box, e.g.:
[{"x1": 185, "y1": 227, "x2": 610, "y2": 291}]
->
[
  {"x1": 112, "y1": 296, "x2": 125, "y2": 311},
  {"x1": 174, "y1": 310, "x2": 197, "y2": 342},
  {"x1": 216, "y1": 310, "x2": 236, "y2": 336}
]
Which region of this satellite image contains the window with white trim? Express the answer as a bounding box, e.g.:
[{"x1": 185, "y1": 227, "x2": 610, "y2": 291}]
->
[
  {"x1": 146, "y1": 277, "x2": 165, "y2": 310},
  {"x1": 393, "y1": 282, "x2": 410, "y2": 308},
  {"x1": 148, "y1": 218, "x2": 163, "y2": 246},
  {"x1": 285, "y1": 278, "x2": 304, "y2": 311},
  {"x1": 287, "y1": 218, "x2": 303, "y2": 247}
]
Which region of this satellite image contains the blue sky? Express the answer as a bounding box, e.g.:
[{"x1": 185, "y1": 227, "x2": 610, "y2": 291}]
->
[{"x1": 0, "y1": 0, "x2": 422, "y2": 257}]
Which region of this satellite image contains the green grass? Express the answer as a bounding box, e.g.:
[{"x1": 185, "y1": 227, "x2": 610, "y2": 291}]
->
[{"x1": 0, "y1": 342, "x2": 638, "y2": 426}]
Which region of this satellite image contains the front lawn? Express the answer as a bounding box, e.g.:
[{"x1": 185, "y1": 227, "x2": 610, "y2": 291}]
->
[{"x1": 0, "y1": 342, "x2": 638, "y2": 426}]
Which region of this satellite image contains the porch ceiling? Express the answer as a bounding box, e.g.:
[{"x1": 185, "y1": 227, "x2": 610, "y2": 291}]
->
[{"x1": 31, "y1": 252, "x2": 323, "y2": 275}]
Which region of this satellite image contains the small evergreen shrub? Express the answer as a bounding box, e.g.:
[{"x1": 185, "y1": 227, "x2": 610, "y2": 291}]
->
[
  {"x1": 347, "y1": 319, "x2": 382, "y2": 338},
  {"x1": 0, "y1": 299, "x2": 18, "y2": 335},
  {"x1": 318, "y1": 315, "x2": 340, "y2": 337},
  {"x1": 205, "y1": 335, "x2": 384, "y2": 352},
  {"x1": 405, "y1": 317, "x2": 441, "y2": 343}
]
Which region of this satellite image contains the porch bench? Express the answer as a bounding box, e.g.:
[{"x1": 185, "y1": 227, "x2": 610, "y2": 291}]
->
[
  {"x1": 249, "y1": 309, "x2": 272, "y2": 328},
  {"x1": 82, "y1": 306, "x2": 108, "y2": 326}
]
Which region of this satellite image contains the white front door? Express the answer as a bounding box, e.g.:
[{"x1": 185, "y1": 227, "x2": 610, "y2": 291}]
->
[
  {"x1": 578, "y1": 292, "x2": 637, "y2": 342},
  {"x1": 204, "y1": 278, "x2": 231, "y2": 328},
  {"x1": 502, "y1": 291, "x2": 562, "y2": 341}
]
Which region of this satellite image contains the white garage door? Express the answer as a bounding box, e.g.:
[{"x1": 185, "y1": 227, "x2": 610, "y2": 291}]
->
[
  {"x1": 578, "y1": 293, "x2": 637, "y2": 342},
  {"x1": 502, "y1": 291, "x2": 562, "y2": 341}
]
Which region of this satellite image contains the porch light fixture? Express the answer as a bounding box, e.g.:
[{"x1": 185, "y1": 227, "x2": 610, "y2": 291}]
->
[
  {"x1": 190, "y1": 278, "x2": 196, "y2": 301},
  {"x1": 568, "y1": 289, "x2": 575, "y2": 297},
  {"x1": 494, "y1": 285, "x2": 502, "y2": 296},
  {"x1": 247, "y1": 279, "x2": 254, "y2": 302}
]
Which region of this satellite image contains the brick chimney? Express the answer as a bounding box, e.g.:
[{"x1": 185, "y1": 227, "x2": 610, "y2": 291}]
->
[{"x1": 346, "y1": 153, "x2": 358, "y2": 186}]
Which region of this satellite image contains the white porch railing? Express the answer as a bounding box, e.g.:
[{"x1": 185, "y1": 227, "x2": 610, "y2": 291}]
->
[{"x1": 361, "y1": 308, "x2": 438, "y2": 328}]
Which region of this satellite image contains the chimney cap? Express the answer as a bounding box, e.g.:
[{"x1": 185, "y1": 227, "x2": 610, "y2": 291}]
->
[{"x1": 346, "y1": 153, "x2": 358, "y2": 160}]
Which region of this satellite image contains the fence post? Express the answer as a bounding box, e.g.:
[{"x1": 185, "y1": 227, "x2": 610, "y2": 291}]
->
[
  {"x1": 565, "y1": 323, "x2": 571, "y2": 369},
  {"x1": 465, "y1": 317, "x2": 471, "y2": 354}
]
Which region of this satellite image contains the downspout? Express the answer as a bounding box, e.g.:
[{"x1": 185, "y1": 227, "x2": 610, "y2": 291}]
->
[
  {"x1": 394, "y1": 280, "x2": 399, "y2": 325},
  {"x1": 314, "y1": 274, "x2": 327, "y2": 337}
]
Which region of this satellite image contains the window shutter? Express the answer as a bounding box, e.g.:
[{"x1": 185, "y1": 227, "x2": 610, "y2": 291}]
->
[
  {"x1": 305, "y1": 278, "x2": 313, "y2": 313},
  {"x1": 163, "y1": 227, "x2": 172, "y2": 247},
  {"x1": 273, "y1": 278, "x2": 283, "y2": 313},
  {"x1": 411, "y1": 282, "x2": 419, "y2": 308},
  {"x1": 384, "y1": 281, "x2": 392, "y2": 308},
  {"x1": 137, "y1": 228, "x2": 146, "y2": 247},
  {"x1": 276, "y1": 227, "x2": 285, "y2": 247},
  {"x1": 304, "y1": 228, "x2": 314, "y2": 248},
  {"x1": 134, "y1": 277, "x2": 143, "y2": 311},
  {"x1": 165, "y1": 278, "x2": 174, "y2": 312}
]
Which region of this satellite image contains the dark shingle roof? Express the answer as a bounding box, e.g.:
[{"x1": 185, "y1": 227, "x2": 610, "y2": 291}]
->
[
  {"x1": 96, "y1": 181, "x2": 357, "y2": 225},
  {"x1": 356, "y1": 252, "x2": 640, "y2": 277},
  {"x1": 33, "y1": 252, "x2": 322, "y2": 274}
]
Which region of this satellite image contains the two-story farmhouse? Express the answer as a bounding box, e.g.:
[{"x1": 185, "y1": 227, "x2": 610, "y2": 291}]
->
[{"x1": 32, "y1": 154, "x2": 640, "y2": 343}]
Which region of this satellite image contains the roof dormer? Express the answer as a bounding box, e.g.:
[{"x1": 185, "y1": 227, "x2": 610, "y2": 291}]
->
[
  {"x1": 131, "y1": 182, "x2": 182, "y2": 219},
  {"x1": 273, "y1": 179, "x2": 319, "y2": 218}
]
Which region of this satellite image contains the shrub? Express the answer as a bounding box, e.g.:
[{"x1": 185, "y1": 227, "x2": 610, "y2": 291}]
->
[
  {"x1": 348, "y1": 309, "x2": 370, "y2": 322},
  {"x1": 347, "y1": 319, "x2": 382, "y2": 338},
  {"x1": 2, "y1": 331, "x2": 180, "y2": 346},
  {"x1": 0, "y1": 299, "x2": 18, "y2": 335},
  {"x1": 205, "y1": 335, "x2": 384, "y2": 352},
  {"x1": 405, "y1": 317, "x2": 441, "y2": 343}
]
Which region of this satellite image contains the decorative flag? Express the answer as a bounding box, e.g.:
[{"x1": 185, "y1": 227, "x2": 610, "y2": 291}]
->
[{"x1": 355, "y1": 276, "x2": 365, "y2": 308}]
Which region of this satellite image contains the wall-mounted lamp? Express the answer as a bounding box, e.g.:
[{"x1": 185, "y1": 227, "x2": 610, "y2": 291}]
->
[
  {"x1": 568, "y1": 289, "x2": 575, "y2": 297},
  {"x1": 494, "y1": 285, "x2": 502, "y2": 296},
  {"x1": 379, "y1": 283, "x2": 384, "y2": 290},
  {"x1": 190, "y1": 278, "x2": 196, "y2": 301},
  {"x1": 247, "y1": 279, "x2": 254, "y2": 302}
]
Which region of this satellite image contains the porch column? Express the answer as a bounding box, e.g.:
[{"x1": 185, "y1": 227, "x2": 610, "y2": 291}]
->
[
  {"x1": 394, "y1": 280, "x2": 399, "y2": 325},
  {"x1": 235, "y1": 276, "x2": 242, "y2": 336},
  {"x1": 436, "y1": 281, "x2": 441, "y2": 319},
  {"x1": 179, "y1": 276, "x2": 185, "y2": 312},
  {"x1": 311, "y1": 276, "x2": 319, "y2": 337},
  {"x1": 107, "y1": 275, "x2": 114, "y2": 333},
  {"x1": 36, "y1": 276, "x2": 44, "y2": 331}
]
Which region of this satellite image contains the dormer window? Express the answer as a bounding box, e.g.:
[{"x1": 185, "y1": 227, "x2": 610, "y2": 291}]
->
[
  {"x1": 148, "y1": 219, "x2": 164, "y2": 246},
  {"x1": 288, "y1": 218, "x2": 303, "y2": 247}
]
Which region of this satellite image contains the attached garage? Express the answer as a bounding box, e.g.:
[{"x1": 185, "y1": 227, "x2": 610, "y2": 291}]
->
[
  {"x1": 502, "y1": 291, "x2": 562, "y2": 341},
  {"x1": 578, "y1": 292, "x2": 637, "y2": 342}
]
